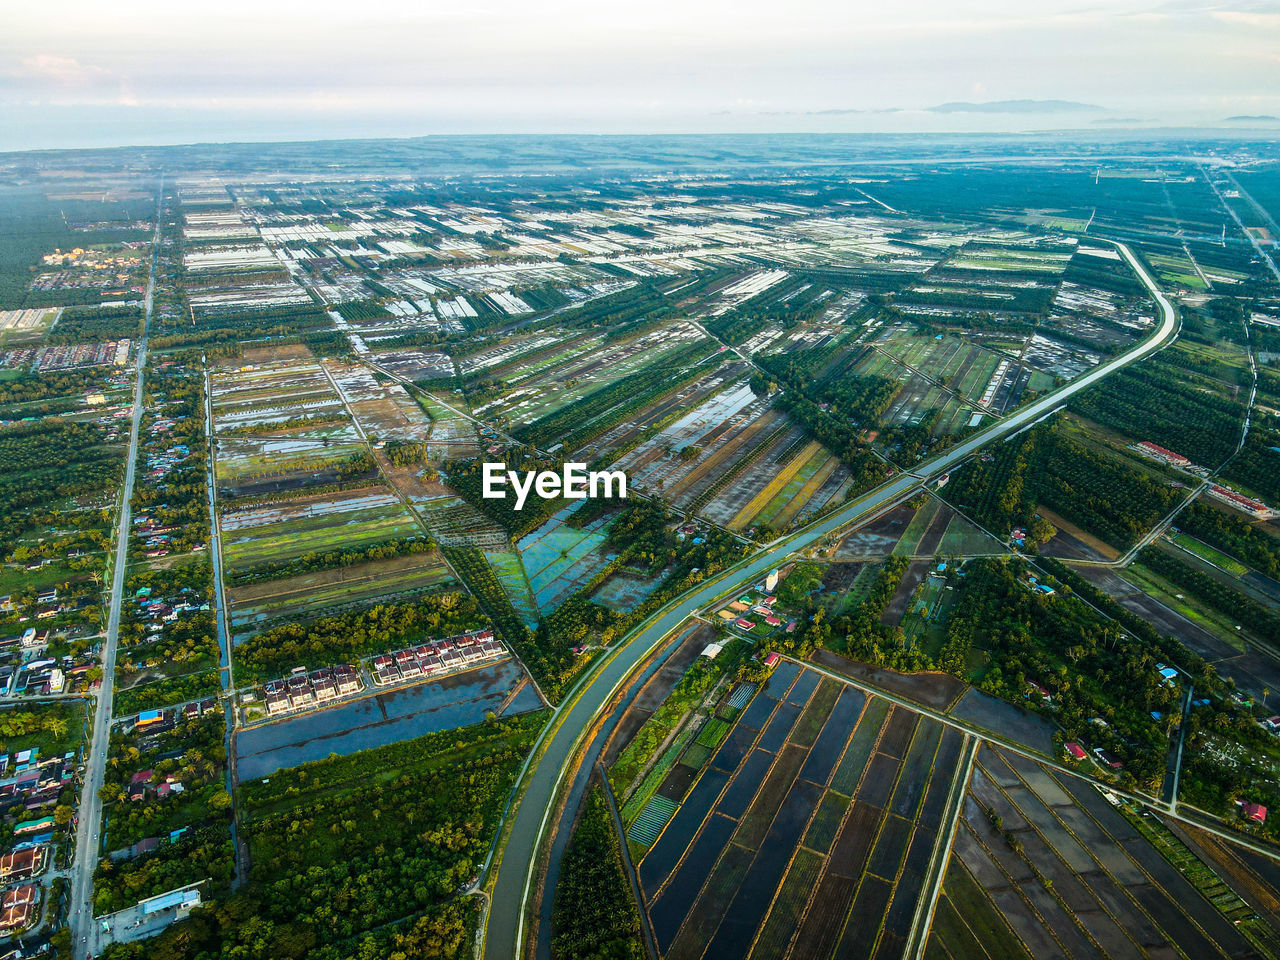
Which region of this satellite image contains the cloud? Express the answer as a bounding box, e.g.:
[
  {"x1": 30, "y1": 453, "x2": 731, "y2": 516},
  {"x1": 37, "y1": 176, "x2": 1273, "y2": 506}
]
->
[
  {"x1": 1211, "y1": 9, "x2": 1280, "y2": 25},
  {"x1": 17, "y1": 54, "x2": 109, "y2": 87},
  {"x1": 927, "y1": 99, "x2": 1105, "y2": 114},
  {"x1": 4, "y1": 53, "x2": 140, "y2": 107}
]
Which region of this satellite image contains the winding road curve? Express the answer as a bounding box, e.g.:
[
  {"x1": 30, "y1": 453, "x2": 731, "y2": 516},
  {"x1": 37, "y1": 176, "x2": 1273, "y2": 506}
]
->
[{"x1": 485, "y1": 240, "x2": 1177, "y2": 959}]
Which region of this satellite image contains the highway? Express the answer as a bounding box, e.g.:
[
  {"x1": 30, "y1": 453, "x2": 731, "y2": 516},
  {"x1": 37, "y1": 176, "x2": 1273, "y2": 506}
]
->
[
  {"x1": 68, "y1": 179, "x2": 162, "y2": 959},
  {"x1": 481, "y1": 239, "x2": 1179, "y2": 960}
]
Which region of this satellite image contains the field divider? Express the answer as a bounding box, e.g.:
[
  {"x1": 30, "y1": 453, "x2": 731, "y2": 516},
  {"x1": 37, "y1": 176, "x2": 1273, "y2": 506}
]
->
[{"x1": 903, "y1": 733, "x2": 978, "y2": 960}]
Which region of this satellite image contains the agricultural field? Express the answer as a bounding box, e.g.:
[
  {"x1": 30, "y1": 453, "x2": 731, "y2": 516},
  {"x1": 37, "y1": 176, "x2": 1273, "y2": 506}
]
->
[
  {"x1": 933, "y1": 745, "x2": 1276, "y2": 960},
  {"x1": 612, "y1": 389, "x2": 852, "y2": 535},
  {"x1": 226, "y1": 548, "x2": 453, "y2": 630},
  {"x1": 219, "y1": 488, "x2": 421, "y2": 576},
  {"x1": 16, "y1": 136, "x2": 1280, "y2": 960},
  {"x1": 624, "y1": 661, "x2": 971, "y2": 960}
]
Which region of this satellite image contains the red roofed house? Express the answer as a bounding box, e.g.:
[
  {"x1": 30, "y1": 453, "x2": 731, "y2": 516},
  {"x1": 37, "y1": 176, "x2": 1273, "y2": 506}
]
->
[
  {"x1": 1243, "y1": 802, "x2": 1268, "y2": 824},
  {"x1": 1064, "y1": 742, "x2": 1087, "y2": 761},
  {"x1": 0, "y1": 884, "x2": 37, "y2": 930},
  {"x1": 0, "y1": 847, "x2": 47, "y2": 884}
]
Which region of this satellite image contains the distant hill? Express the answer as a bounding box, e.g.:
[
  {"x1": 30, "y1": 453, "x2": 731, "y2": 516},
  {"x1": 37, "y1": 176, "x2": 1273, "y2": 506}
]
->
[
  {"x1": 1225, "y1": 115, "x2": 1280, "y2": 122},
  {"x1": 927, "y1": 99, "x2": 1104, "y2": 114}
]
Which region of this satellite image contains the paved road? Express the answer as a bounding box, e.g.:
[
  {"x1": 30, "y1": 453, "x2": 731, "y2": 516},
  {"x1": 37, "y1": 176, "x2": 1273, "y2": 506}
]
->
[
  {"x1": 482, "y1": 240, "x2": 1179, "y2": 959},
  {"x1": 69, "y1": 180, "x2": 162, "y2": 959}
]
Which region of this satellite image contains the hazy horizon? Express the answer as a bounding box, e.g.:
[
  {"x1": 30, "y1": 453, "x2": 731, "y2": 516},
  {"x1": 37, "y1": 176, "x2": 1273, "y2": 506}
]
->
[{"x1": 4, "y1": 0, "x2": 1280, "y2": 151}]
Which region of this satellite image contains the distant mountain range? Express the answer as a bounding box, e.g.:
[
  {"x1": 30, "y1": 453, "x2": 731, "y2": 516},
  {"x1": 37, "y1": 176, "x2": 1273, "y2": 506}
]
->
[
  {"x1": 1224, "y1": 114, "x2": 1280, "y2": 122},
  {"x1": 927, "y1": 99, "x2": 1104, "y2": 114}
]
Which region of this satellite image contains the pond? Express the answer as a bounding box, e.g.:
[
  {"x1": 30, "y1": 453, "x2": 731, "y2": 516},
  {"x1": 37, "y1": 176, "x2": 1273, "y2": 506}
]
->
[{"x1": 236, "y1": 659, "x2": 541, "y2": 780}]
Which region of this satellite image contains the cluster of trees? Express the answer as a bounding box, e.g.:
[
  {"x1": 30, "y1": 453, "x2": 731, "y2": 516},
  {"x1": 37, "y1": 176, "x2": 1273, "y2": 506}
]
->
[
  {"x1": 519, "y1": 283, "x2": 572, "y2": 312},
  {"x1": 102, "y1": 718, "x2": 542, "y2": 960},
  {"x1": 151, "y1": 304, "x2": 332, "y2": 351},
  {"x1": 446, "y1": 452, "x2": 569, "y2": 539},
  {"x1": 94, "y1": 826, "x2": 234, "y2": 916},
  {"x1": 901, "y1": 285, "x2": 1056, "y2": 315},
  {"x1": 47, "y1": 304, "x2": 144, "y2": 343},
  {"x1": 1164, "y1": 341, "x2": 1251, "y2": 386},
  {"x1": 105, "y1": 776, "x2": 230, "y2": 855},
  {"x1": 5, "y1": 527, "x2": 108, "y2": 567},
  {"x1": 1033, "y1": 558, "x2": 1214, "y2": 678},
  {"x1": 555, "y1": 281, "x2": 675, "y2": 336},
  {"x1": 704, "y1": 278, "x2": 833, "y2": 346},
  {"x1": 1062, "y1": 254, "x2": 1146, "y2": 298},
  {"x1": 334, "y1": 299, "x2": 393, "y2": 322},
  {"x1": 940, "y1": 558, "x2": 1176, "y2": 787},
  {"x1": 1071, "y1": 360, "x2": 1244, "y2": 469},
  {"x1": 551, "y1": 788, "x2": 644, "y2": 960},
  {"x1": 114, "y1": 671, "x2": 220, "y2": 716},
  {"x1": 946, "y1": 422, "x2": 1181, "y2": 549},
  {"x1": 121, "y1": 608, "x2": 218, "y2": 674},
  {"x1": 382, "y1": 439, "x2": 432, "y2": 467},
  {"x1": 603, "y1": 500, "x2": 678, "y2": 571},
  {"x1": 806, "y1": 558, "x2": 932, "y2": 671},
  {"x1": 754, "y1": 557, "x2": 931, "y2": 674},
  {"x1": 1221, "y1": 422, "x2": 1280, "y2": 506},
  {"x1": 1030, "y1": 554, "x2": 1278, "y2": 818},
  {"x1": 0, "y1": 706, "x2": 75, "y2": 748},
  {"x1": 336, "y1": 451, "x2": 377, "y2": 479},
  {"x1": 0, "y1": 418, "x2": 123, "y2": 548},
  {"x1": 603, "y1": 501, "x2": 748, "y2": 608},
  {"x1": 1179, "y1": 709, "x2": 1280, "y2": 830},
  {"x1": 101, "y1": 714, "x2": 229, "y2": 850},
  {"x1": 131, "y1": 364, "x2": 210, "y2": 554},
  {"x1": 0, "y1": 367, "x2": 118, "y2": 411},
  {"x1": 233, "y1": 592, "x2": 484, "y2": 682},
  {"x1": 302, "y1": 330, "x2": 354, "y2": 358},
  {"x1": 118, "y1": 562, "x2": 218, "y2": 684},
  {"x1": 754, "y1": 345, "x2": 900, "y2": 483}
]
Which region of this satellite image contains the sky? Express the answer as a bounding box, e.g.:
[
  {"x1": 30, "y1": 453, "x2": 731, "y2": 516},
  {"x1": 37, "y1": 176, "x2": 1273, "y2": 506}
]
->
[{"x1": 3, "y1": 0, "x2": 1280, "y2": 151}]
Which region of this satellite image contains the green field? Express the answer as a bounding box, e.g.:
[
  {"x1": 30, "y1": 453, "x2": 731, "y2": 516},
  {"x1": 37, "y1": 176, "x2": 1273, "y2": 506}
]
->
[
  {"x1": 1171, "y1": 533, "x2": 1250, "y2": 576},
  {"x1": 222, "y1": 502, "x2": 420, "y2": 571}
]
